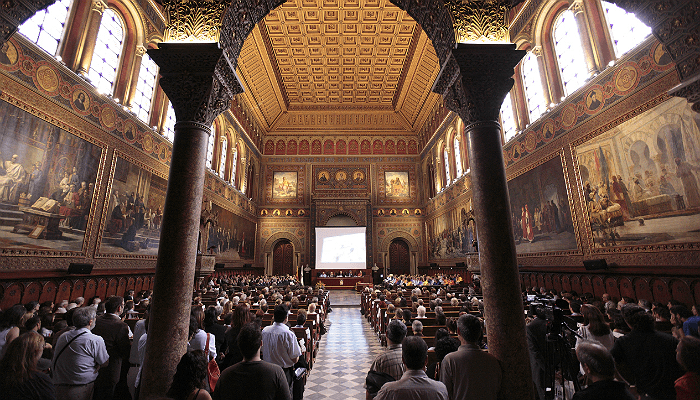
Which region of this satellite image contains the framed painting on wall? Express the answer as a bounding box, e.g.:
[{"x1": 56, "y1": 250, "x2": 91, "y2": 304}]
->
[
  {"x1": 384, "y1": 171, "x2": 409, "y2": 198},
  {"x1": 208, "y1": 203, "x2": 256, "y2": 260},
  {"x1": 273, "y1": 171, "x2": 297, "y2": 199},
  {"x1": 0, "y1": 99, "x2": 103, "y2": 254},
  {"x1": 98, "y1": 156, "x2": 167, "y2": 256}
]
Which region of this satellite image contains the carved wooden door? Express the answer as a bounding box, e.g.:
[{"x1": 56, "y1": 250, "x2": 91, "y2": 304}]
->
[
  {"x1": 389, "y1": 239, "x2": 410, "y2": 275},
  {"x1": 273, "y1": 240, "x2": 294, "y2": 276}
]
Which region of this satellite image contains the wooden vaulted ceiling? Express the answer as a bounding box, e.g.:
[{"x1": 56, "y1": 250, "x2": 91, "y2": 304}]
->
[{"x1": 235, "y1": 0, "x2": 443, "y2": 136}]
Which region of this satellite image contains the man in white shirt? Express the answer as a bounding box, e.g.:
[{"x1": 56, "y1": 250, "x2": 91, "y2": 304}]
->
[
  {"x1": 262, "y1": 305, "x2": 302, "y2": 394},
  {"x1": 52, "y1": 306, "x2": 109, "y2": 400}
]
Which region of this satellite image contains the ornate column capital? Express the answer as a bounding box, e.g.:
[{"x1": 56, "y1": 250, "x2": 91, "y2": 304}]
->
[
  {"x1": 135, "y1": 45, "x2": 147, "y2": 57},
  {"x1": 570, "y1": 0, "x2": 585, "y2": 15},
  {"x1": 436, "y1": 43, "x2": 525, "y2": 125},
  {"x1": 443, "y1": 0, "x2": 512, "y2": 43},
  {"x1": 148, "y1": 42, "x2": 239, "y2": 126},
  {"x1": 91, "y1": 0, "x2": 108, "y2": 14}
]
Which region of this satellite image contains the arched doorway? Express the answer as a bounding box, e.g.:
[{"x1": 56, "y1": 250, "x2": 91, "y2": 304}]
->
[
  {"x1": 272, "y1": 239, "x2": 293, "y2": 276},
  {"x1": 389, "y1": 238, "x2": 410, "y2": 276}
]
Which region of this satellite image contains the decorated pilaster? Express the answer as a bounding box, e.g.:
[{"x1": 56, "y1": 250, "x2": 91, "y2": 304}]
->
[
  {"x1": 76, "y1": 0, "x2": 108, "y2": 77},
  {"x1": 433, "y1": 1, "x2": 532, "y2": 399},
  {"x1": 138, "y1": 1, "x2": 241, "y2": 398}
]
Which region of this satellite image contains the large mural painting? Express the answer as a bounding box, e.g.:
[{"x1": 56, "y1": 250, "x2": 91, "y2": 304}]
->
[
  {"x1": 0, "y1": 100, "x2": 102, "y2": 253},
  {"x1": 508, "y1": 156, "x2": 577, "y2": 253},
  {"x1": 99, "y1": 157, "x2": 166, "y2": 255},
  {"x1": 207, "y1": 203, "x2": 255, "y2": 260},
  {"x1": 426, "y1": 204, "x2": 478, "y2": 259},
  {"x1": 576, "y1": 97, "x2": 700, "y2": 247}
]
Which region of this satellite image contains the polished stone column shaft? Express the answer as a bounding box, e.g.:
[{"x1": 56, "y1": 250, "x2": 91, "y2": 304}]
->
[{"x1": 444, "y1": 43, "x2": 534, "y2": 400}]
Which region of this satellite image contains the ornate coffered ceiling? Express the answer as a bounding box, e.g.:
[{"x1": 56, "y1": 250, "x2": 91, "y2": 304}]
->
[{"x1": 235, "y1": 0, "x2": 442, "y2": 135}]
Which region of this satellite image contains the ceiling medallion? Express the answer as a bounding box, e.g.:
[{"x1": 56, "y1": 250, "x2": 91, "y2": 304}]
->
[
  {"x1": 444, "y1": 0, "x2": 511, "y2": 43},
  {"x1": 161, "y1": 0, "x2": 229, "y2": 43}
]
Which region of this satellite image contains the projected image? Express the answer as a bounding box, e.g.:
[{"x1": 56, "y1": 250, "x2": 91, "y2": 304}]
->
[
  {"x1": 321, "y1": 233, "x2": 365, "y2": 263},
  {"x1": 315, "y1": 226, "x2": 367, "y2": 269}
]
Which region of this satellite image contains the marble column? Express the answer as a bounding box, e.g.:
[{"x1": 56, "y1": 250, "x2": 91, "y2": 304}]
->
[
  {"x1": 437, "y1": 43, "x2": 533, "y2": 400},
  {"x1": 75, "y1": 0, "x2": 107, "y2": 77},
  {"x1": 139, "y1": 42, "x2": 233, "y2": 400}
]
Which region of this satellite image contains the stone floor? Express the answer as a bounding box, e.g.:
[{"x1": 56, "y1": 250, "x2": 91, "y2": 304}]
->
[{"x1": 303, "y1": 290, "x2": 384, "y2": 400}]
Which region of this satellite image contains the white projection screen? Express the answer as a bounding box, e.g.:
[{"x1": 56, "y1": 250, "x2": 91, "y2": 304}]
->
[{"x1": 315, "y1": 227, "x2": 367, "y2": 269}]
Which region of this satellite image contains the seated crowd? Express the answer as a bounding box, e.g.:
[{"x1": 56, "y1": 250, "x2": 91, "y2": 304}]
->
[
  {"x1": 364, "y1": 283, "x2": 700, "y2": 400},
  {"x1": 2, "y1": 272, "x2": 700, "y2": 400}
]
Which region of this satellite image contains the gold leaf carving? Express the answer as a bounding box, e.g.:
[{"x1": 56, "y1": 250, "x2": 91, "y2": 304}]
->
[
  {"x1": 161, "y1": 0, "x2": 229, "y2": 43},
  {"x1": 443, "y1": 0, "x2": 510, "y2": 43}
]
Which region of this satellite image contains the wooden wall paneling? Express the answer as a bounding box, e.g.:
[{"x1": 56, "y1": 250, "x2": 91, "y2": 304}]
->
[
  {"x1": 135, "y1": 276, "x2": 143, "y2": 294},
  {"x1": 544, "y1": 274, "x2": 553, "y2": 290},
  {"x1": 562, "y1": 275, "x2": 571, "y2": 292},
  {"x1": 591, "y1": 275, "x2": 605, "y2": 299},
  {"x1": 117, "y1": 278, "x2": 127, "y2": 297},
  {"x1": 571, "y1": 276, "x2": 582, "y2": 295},
  {"x1": 126, "y1": 277, "x2": 136, "y2": 293},
  {"x1": 650, "y1": 278, "x2": 671, "y2": 305},
  {"x1": 692, "y1": 281, "x2": 700, "y2": 307},
  {"x1": 96, "y1": 279, "x2": 108, "y2": 299},
  {"x1": 21, "y1": 281, "x2": 42, "y2": 304},
  {"x1": 619, "y1": 278, "x2": 635, "y2": 301},
  {"x1": 537, "y1": 275, "x2": 545, "y2": 289},
  {"x1": 56, "y1": 281, "x2": 72, "y2": 303},
  {"x1": 669, "y1": 279, "x2": 694, "y2": 307},
  {"x1": 603, "y1": 277, "x2": 621, "y2": 300},
  {"x1": 0, "y1": 285, "x2": 4, "y2": 307},
  {"x1": 39, "y1": 282, "x2": 57, "y2": 304},
  {"x1": 2, "y1": 283, "x2": 23, "y2": 309},
  {"x1": 633, "y1": 278, "x2": 653, "y2": 304},
  {"x1": 552, "y1": 275, "x2": 562, "y2": 293},
  {"x1": 84, "y1": 279, "x2": 97, "y2": 300},
  {"x1": 581, "y1": 276, "x2": 594, "y2": 296},
  {"x1": 107, "y1": 278, "x2": 119, "y2": 297},
  {"x1": 70, "y1": 279, "x2": 86, "y2": 302}
]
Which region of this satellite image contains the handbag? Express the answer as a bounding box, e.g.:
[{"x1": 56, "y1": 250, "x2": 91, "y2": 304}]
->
[
  {"x1": 205, "y1": 333, "x2": 220, "y2": 390},
  {"x1": 365, "y1": 370, "x2": 395, "y2": 397}
]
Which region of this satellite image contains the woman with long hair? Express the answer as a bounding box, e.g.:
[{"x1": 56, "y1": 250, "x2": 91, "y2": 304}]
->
[
  {"x1": 166, "y1": 350, "x2": 211, "y2": 400},
  {"x1": 577, "y1": 304, "x2": 615, "y2": 350},
  {"x1": 0, "y1": 304, "x2": 26, "y2": 360},
  {"x1": 220, "y1": 303, "x2": 252, "y2": 370},
  {"x1": 0, "y1": 331, "x2": 55, "y2": 399}
]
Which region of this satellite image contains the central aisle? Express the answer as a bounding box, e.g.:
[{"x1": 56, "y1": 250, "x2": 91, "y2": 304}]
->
[{"x1": 304, "y1": 292, "x2": 384, "y2": 400}]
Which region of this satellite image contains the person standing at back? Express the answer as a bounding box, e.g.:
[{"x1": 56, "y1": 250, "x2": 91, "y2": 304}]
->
[
  {"x1": 91, "y1": 296, "x2": 131, "y2": 400},
  {"x1": 439, "y1": 314, "x2": 502, "y2": 400},
  {"x1": 52, "y1": 306, "x2": 109, "y2": 400},
  {"x1": 262, "y1": 305, "x2": 302, "y2": 394}
]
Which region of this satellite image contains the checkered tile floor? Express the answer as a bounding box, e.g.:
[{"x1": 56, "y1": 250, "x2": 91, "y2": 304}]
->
[{"x1": 303, "y1": 293, "x2": 384, "y2": 400}]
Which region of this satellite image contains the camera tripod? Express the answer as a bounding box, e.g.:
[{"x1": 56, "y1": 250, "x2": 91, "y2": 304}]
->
[{"x1": 543, "y1": 311, "x2": 582, "y2": 400}]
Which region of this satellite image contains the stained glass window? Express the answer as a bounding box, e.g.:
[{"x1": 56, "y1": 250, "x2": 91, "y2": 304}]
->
[
  {"x1": 206, "y1": 125, "x2": 215, "y2": 170},
  {"x1": 18, "y1": 0, "x2": 72, "y2": 57},
  {"x1": 553, "y1": 10, "x2": 588, "y2": 96},
  {"x1": 132, "y1": 53, "x2": 158, "y2": 123},
  {"x1": 522, "y1": 51, "x2": 546, "y2": 123},
  {"x1": 602, "y1": 1, "x2": 652, "y2": 58},
  {"x1": 163, "y1": 102, "x2": 175, "y2": 142},
  {"x1": 501, "y1": 92, "x2": 517, "y2": 142},
  {"x1": 88, "y1": 9, "x2": 124, "y2": 95},
  {"x1": 443, "y1": 147, "x2": 451, "y2": 185},
  {"x1": 454, "y1": 135, "x2": 463, "y2": 177},
  {"x1": 219, "y1": 137, "x2": 227, "y2": 179}
]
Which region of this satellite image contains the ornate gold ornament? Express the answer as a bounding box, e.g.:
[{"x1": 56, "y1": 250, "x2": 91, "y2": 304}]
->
[
  {"x1": 161, "y1": 0, "x2": 229, "y2": 43},
  {"x1": 444, "y1": 0, "x2": 510, "y2": 43}
]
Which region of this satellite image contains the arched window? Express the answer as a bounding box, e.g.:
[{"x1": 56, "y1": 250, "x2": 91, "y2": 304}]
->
[
  {"x1": 602, "y1": 1, "x2": 652, "y2": 58},
  {"x1": 218, "y1": 136, "x2": 227, "y2": 179},
  {"x1": 501, "y1": 92, "x2": 517, "y2": 142},
  {"x1": 553, "y1": 9, "x2": 588, "y2": 96},
  {"x1": 522, "y1": 50, "x2": 546, "y2": 123},
  {"x1": 230, "y1": 146, "x2": 238, "y2": 186},
  {"x1": 88, "y1": 8, "x2": 124, "y2": 95},
  {"x1": 453, "y1": 135, "x2": 463, "y2": 177},
  {"x1": 443, "y1": 146, "x2": 451, "y2": 185},
  {"x1": 163, "y1": 102, "x2": 175, "y2": 142},
  {"x1": 18, "y1": 0, "x2": 71, "y2": 56},
  {"x1": 132, "y1": 53, "x2": 158, "y2": 123},
  {"x1": 205, "y1": 125, "x2": 215, "y2": 170}
]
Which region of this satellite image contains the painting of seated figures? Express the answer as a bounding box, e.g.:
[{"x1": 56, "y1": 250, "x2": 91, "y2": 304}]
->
[
  {"x1": 0, "y1": 99, "x2": 101, "y2": 253},
  {"x1": 576, "y1": 97, "x2": 700, "y2": 247}
]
